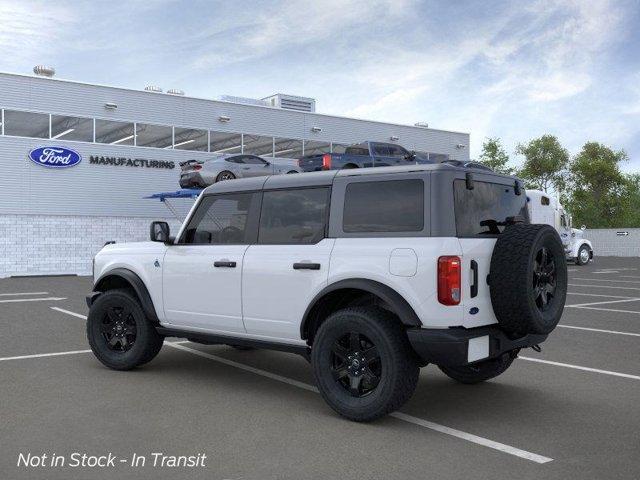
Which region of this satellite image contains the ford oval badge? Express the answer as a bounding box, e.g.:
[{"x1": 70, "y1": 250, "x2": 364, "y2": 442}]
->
[
  {"x1": 469, "y1": 307, "x2": 479, "y2": 315},
  {"x1": 28, "y1": 146, "x2": 82, "y2": 168}
]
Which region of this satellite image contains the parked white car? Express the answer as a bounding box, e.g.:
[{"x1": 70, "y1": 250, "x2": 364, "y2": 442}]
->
[
  {"x1": 179, "y1": 154, "x2": 300, "y2": 188},
  {"x1": 527, "y1": 190, "x2": 593, "y2": 265},
  {"x1": 87, "y1": 165, "x2": 567, "y2": 421}
]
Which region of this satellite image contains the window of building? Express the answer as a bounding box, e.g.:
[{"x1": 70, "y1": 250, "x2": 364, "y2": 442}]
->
[
  {"x1": 259, "y1": 188, "x2": 329, "y2": 244},
  {"x1": 303, "y1": 140, "x2": 331, "y2": 156},
  {"x1": 210, "y1": 131, "x2": 242, "y2": 154},
  {"x1": 243, "y1": 134, "x2": 274, "y2": 156},
  {"x1": 273, "y1": 137, "x2": 303, "y2": 158},
  {"x1": 136, "y1": 123, "x2": 173, "y2": 148},
  {"x1": 95, "y1": 119, "x2": 135, "y2": 145},
  {"x1": 181, "y1": 193, "x2": 256, "y2": 244},
  {"x1": 343, "y1": 180, "x2": 424, "y2": 233},
  {"x1": 173, "y1": 127, "x2": 208, "y2": 151},
  {"x1": 4, "y1": 110, "x2": 49, "y2": 138},
  {"x1": 51, "y1": 114, "x2": 93, "y2": 142}
]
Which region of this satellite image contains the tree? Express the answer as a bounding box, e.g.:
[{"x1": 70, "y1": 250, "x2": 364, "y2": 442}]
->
[
  {"x1": 622, "y1": 174, "x2": 640, "y2": 227},
  {"x1": 565, "y1": 142, "x2": 630, "y2": 228},
  {"x1": 478, "y1": 137, "x2": 513, "y2": 175},
  {"x1": 515, "y1": 135, "x2": 569, "y2": 193}
]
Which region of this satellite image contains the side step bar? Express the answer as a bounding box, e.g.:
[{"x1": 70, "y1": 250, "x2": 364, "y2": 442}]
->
[{"x1": 156, "y1": 327, "x2": 311, "y2": 360}]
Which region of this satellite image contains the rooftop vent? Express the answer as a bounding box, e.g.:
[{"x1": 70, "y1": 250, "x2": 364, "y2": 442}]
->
[
  {"x1": 167, "y1": 89, "x2": 185, "y2": 96},
  {"x1": 262, "y1": 94, "x2": 316, "y2": 113},
  {"x1": 144, "y1": 85, "x2": 163, "y2": 93},
  {"x1": 33, "y1": 65, "x2": 55, "y2": 77},
  {"x1": 414, "y1": 122, "x2": 429, "y2": 128}
]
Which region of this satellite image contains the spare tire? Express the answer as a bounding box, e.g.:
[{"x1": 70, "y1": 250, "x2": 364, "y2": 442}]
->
[{"x1": 489, "y1": 224, "x2": 567, "y2": 336}]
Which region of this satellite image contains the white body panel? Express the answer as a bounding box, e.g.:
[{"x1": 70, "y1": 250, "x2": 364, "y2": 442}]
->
[
  {"x1": 162, "y1": 245, "x2": 248, "y2": 333},
  {"x1": 458, "y1": 238, "x2": 499, "y2": 328},
  {"x1": 241, "y1": 239, "x2": 335, "y2": 339}
]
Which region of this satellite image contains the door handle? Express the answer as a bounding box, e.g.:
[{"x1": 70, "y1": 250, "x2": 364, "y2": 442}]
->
[
  {"x1": 293, "y1": 262, "x2": 321, "y2": 270},
  {"x1": 242, "y1": 167, "x2": 251, "y2": 170},
  {"x1": 214, "y1": 261, "x2": 236, "y2": 268},
  {"x1": 470, "y1": 260, "x2": 478, "y2": 298}
]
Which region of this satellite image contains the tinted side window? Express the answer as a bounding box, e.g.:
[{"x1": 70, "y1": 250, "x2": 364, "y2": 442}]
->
[
  {"x1": 243, "y1": 155, "x2": 267, "y2": 165},
  {"x1": 182, "y1": 193, "x2": 257, "y2": 244},
  {"x1": 388, "y1": 145, "x2": 408, "y2": 158},
  {"x1": 343, "y1": 180, "x2": 424, "y2": 232},
  {"x1": 259, "y1": 188, "x2": 329, "y2": 244},
  {"x1": 454, "y1": 180, "x2": 529, "y2": 237},
  {"x1": 226, "y1": 156, "x2": 244, "y2": 164},
  {"x1": 345, "y1": 147, "x2": 369, "y2": 156},
  {"x1": 373, "y1": 144, "x2": 390, "y2": 156}
]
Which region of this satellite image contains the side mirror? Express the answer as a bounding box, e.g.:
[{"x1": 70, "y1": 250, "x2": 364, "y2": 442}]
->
[
  {"x1": 150, "y1": 221, "x2": 171, "y2": 243},
  {"x1": 264, "y1": 161, "x2": 271, "y2": 167}
]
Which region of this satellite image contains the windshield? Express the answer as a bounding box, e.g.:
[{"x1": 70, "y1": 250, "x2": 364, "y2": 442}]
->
[{"x1": 454, "y1": 180, "x2": 529, "y2": 237}]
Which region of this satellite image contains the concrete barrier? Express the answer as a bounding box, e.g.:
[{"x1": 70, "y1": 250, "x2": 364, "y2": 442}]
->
[{"x1": 584, "y1": 228, "x2": 640, "y2": 257}]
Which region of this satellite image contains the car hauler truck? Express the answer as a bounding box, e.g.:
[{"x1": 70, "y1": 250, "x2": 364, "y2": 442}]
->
[{"x1": 527, "y1": 190, "x2": 593, "y2": 265}]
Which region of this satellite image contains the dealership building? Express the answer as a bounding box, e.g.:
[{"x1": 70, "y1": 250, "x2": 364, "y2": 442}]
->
[{"x1": 0, "y1": 69, "x2": 470, "y2": 277}]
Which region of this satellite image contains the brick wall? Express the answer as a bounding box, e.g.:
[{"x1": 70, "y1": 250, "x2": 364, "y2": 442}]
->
[
  {"x1": 0, "y1": 214, "x2": 182, "y2": 277},
  {"x1": 584, "y1": 228, "x2": 640, "y2": 257}
]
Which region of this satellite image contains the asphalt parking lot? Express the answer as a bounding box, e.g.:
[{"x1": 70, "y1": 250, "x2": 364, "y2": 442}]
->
[{"x1": 1, "y1": 257, "x2": 640, "y2": 480}]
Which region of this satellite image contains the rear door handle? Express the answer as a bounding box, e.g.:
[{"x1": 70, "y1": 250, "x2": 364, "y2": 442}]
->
[
  {"x1": 293, "y1": 262, "x2": 321, "y2": 270},
  {"x1": 214, "y1": 261, "x2": 236, "y2": 268},
  {"x1": 470, "y1": 260, "x2": 478, "y2": 298}
]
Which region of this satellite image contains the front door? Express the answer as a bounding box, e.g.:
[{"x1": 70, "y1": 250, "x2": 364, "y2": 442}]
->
[
  {"x1": 242, "y1": 187, "x2": 333, "y2": 340},
  {"x1": 238, "y1": 155, "x2": 272, "y2": 177},
  {"x1": 162, "y1": 191, "x2": 260, "y2": 333}
]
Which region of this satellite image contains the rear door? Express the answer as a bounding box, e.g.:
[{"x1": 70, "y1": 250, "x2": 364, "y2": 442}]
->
[
  {"x1": 453, "y1": 179, "x2": 529, "y2": 327},
  {"x1": 242, "y1": 187, "x2": 334, "y2": 340}
]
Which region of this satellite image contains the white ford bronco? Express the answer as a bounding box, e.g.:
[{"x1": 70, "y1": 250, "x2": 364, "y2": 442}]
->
[{"x1": 87, "y1": 164, "x2": 567, "y2": 421}]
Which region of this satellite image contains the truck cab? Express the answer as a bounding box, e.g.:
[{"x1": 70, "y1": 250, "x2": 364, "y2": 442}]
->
[{"x1": 526, "y1": 190, "x2": 594, "y2": 265}]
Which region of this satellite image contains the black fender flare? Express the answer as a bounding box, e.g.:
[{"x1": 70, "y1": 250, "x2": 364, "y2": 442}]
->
[
  {"x1": 300, "y1": 278, "x2": 422, "y2": 339},
  {"x1": 91, "y1": 268, "x2": 160, "y2": 324}
]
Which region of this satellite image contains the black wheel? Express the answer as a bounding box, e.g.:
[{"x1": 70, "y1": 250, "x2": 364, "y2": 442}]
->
[
  {"x1": 216, "y1": 171, "x2": 236, "y2": 182},
  {"x1": 87, "y1": 289, "x2": 164, "y2": 370},
  {"x1": 439, "y1": 352, "x2": 515, "y2": 384},
  {"x1": 311, "y1": 306, "x2": 419, "y2": 422},
  {"x1": 490, "y1": 224, "x2": 567, "y2": 336},
  {"x1": 576, "y1": 245, "x2": 591, "y2": 265}
]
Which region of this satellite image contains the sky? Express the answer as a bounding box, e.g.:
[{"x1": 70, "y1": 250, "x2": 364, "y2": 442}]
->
[{"x1": 1, "y1": 0, "x2": 639, "y2": 172}]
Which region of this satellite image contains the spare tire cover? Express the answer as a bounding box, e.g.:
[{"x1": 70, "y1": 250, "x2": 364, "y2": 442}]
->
[{"x1": 489, "y1": 224, "x2": 567, "y2": 336}]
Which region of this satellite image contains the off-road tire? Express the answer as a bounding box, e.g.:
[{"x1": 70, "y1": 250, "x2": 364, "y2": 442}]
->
[
  {"x1": 489, "y1": 224, "x2": 567, "y2": 336},
  {"x1": 439, "y1": 352, "x2": 515, "y2": 384},
  {"x1": 87, "y1": 289, "x2": 164, "y2": 370},
  {"x1": 576, "y1": 245, "x2": 591, "y2": 266},
  {"x1": 311, "y1": 306, "x2": 419, "y2": 422}
]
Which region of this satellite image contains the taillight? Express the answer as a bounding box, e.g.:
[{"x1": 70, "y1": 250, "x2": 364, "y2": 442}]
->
[
  {"x1": 438, "y1": 256, "x2": 461, "y2": 306},
  {"x1": 322, "y1": 154, "x2": 332, "y2": 170},
  {"x1": 193, "y1": 164, "x2": 202, "y2": 171}
]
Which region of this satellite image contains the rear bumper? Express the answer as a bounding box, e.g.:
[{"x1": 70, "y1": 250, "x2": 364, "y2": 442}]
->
[
  {"x1": 407, "y1": 325, "x2": 547, "y2": 367},
  {"x1": 179, "y1": 172, "x2": 206, "y2": 188}
]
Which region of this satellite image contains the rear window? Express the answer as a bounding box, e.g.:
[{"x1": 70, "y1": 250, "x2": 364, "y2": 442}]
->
[
  {"x1": 454, "y1": 180, "x2": 528, "y2": 237},
  {"x1": 343, "y1": 179, "x2": 424, "y2": 232}
]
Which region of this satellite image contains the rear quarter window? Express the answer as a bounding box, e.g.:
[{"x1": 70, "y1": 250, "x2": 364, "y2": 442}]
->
[
  {"x1": 343, "y1": 179, "x2": 424, "y2": 232},
  {"x1": 454, "y1": 180, "x2": 528, "y2": 237}
]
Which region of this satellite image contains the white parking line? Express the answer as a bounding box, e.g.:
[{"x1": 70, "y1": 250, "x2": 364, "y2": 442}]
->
[
  {"x1": 0, "y1": 292, "x2": 49, "y2": 296},
  {"x1": 569, "y1": 284, "x2": 640, "y2": 291},
  {"x1": 572, "y1": 278, "x2": 640, "y2": 284},
  {"x1": 167, "y1": 343, "x2": 552, "y2": 464},
  {"x1": 557, "y1": 324, "x2": 640, "y2": 337},
  {"x1": 0, "y1": 297, "x2": 67, "y2": 304},
  {"x1": 519, "y1": 357, "x2": 640, "y2": 381},
  {"x1": 568, "y1": 305, "x2": 640, "y2": 315},
  {"x1": 50, "y1": 307, "x2": 88, "y2": 319},
  {"x1": 566, "y1": 298, "x2": 640, "y2": 308},
  {"x1": 567, "y1": 292, "x2": 638, "y2": 299},
  {"x1": 620, "y1": 275, "x2": 640, "y2": 279},
  {"x1": 0, "y1": 349, "x2": 91, "y2": 362}
]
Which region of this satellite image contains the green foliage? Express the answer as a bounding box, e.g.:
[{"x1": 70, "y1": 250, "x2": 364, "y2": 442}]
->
[
  {"x1": 478, "y1": 137, "x2": 513, "y2": 175},
  {"x1": 515, "y1": 135, "x2": 569, "y2": 193},
  {"x1": 565, "y1": 142, "x2": 631, "y2": 228}
]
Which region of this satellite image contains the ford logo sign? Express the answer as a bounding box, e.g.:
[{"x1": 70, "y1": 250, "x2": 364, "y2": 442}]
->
[{"x1": 28, "y1": 146, "x2": 82, "y2": 168}]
